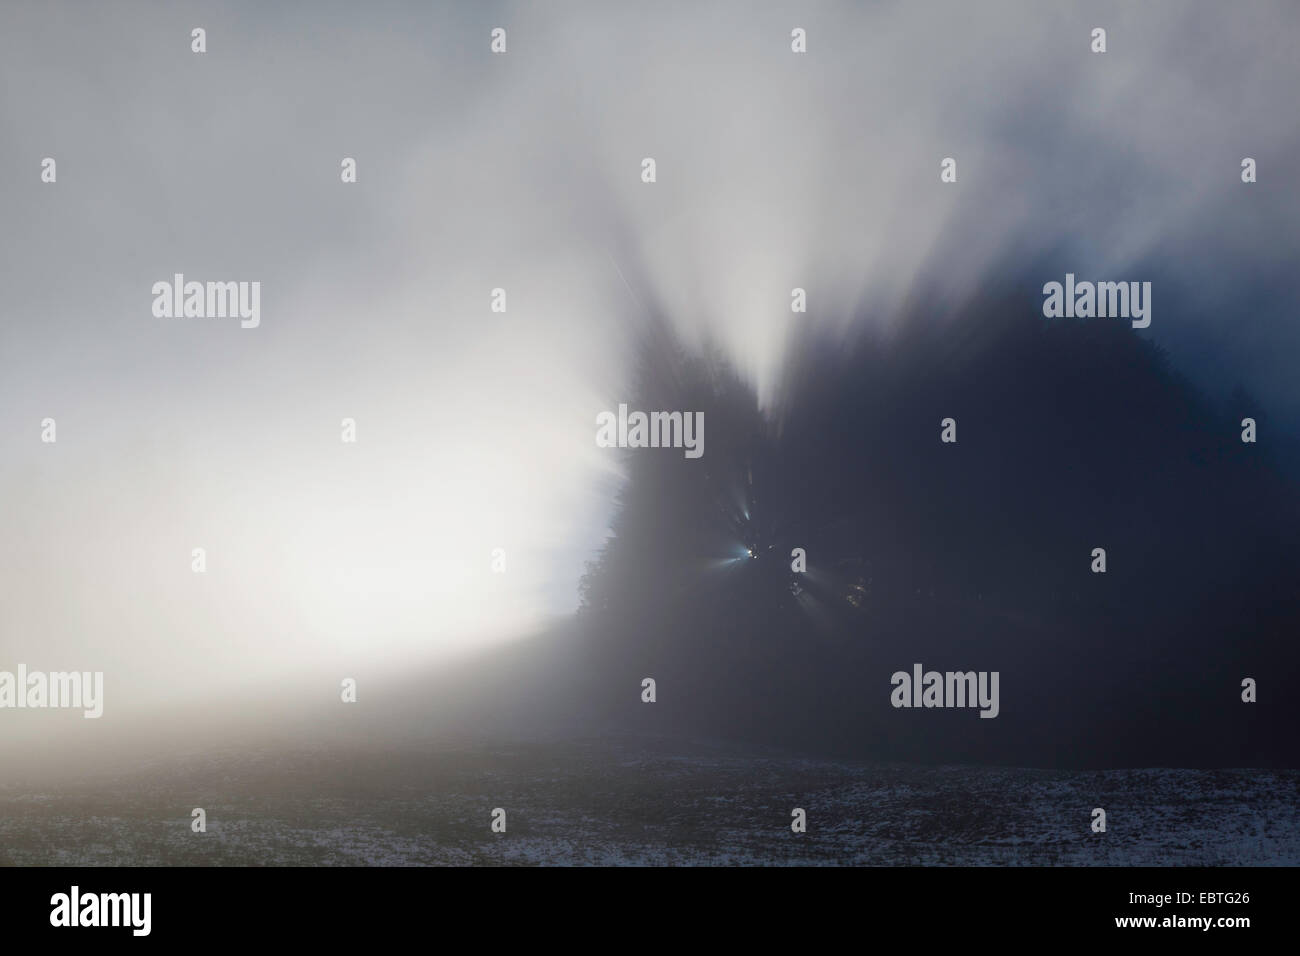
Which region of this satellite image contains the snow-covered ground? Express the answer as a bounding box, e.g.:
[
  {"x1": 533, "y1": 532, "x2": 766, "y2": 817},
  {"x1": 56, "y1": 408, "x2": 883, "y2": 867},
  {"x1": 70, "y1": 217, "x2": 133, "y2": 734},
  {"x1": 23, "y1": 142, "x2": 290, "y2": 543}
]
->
[{"x1": 1, "y1": 737, "x2": 1294, "y2": 865}]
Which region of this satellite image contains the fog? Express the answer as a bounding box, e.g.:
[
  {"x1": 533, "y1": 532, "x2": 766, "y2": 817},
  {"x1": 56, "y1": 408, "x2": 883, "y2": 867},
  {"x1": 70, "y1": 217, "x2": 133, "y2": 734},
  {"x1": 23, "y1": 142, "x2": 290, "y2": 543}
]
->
[{"x1": 1, "y1": 0, "x2": 1297, "y2": 779}]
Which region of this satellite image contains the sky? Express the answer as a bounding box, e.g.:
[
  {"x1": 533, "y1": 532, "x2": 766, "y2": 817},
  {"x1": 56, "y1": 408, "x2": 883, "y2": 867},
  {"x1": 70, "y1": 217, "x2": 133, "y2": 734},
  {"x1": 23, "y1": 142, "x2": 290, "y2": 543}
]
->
[{"x1": 1, "y1": 0, "x2": 1297, "y2": 766}]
